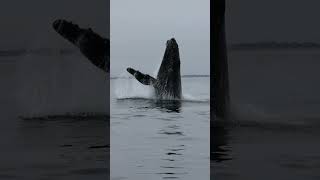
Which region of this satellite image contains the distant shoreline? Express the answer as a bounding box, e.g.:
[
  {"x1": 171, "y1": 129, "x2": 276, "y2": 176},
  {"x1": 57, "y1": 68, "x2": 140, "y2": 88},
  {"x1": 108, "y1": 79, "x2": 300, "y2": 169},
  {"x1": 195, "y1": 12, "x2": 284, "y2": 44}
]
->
[
  {"x1": 111, "y1": 75, "x2": 210, "y2": 79},
  {"x1": 0, "y1": 48, "x2": 76, "y2": 57},
  {"x1": 229, "y1": 42, "x2": 320, "y2": 50}
]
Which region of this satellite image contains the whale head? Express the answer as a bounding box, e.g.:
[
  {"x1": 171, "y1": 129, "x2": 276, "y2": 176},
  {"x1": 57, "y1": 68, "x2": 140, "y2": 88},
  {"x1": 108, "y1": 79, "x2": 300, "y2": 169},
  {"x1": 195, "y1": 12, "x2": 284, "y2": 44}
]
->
[
  {"x1": 161, "y1": 38, "x2": 180, "y2": 71},
  {"x1": 155, "y1": 38, "x2": 181, "y2": 99},
  {"x1": 166, "y1": 38, "x2": 178, "y2": 48},
  {"x1": 164, "y1": 38, "x2": 179, "y2": 62}
]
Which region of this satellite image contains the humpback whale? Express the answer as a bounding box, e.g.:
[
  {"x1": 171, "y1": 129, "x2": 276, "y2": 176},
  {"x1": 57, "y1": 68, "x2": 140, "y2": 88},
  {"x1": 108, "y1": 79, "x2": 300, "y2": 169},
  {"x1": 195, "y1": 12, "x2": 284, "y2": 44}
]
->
[
  {"x1": 52, "y1": 19, "x2": 110, "y2": 73},
  {"x1": 212, "y1": 0, "x2": 230, "y2": 119},
  {"x1": 126, "y1": 38, "x2": 182, "y2": 100},
  {"x1": 52, "y1": 20, "x2": 181, "y2": 100}
]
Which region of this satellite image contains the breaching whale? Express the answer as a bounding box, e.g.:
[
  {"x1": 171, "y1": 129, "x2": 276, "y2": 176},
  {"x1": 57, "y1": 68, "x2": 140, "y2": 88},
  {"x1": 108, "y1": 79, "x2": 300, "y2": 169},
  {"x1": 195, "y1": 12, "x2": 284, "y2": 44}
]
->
[
  {"x1": 212, "y1": 0, "x2": 230, "y2": 119},
  {"x1": 52, "y1": 19, "x2": 109, "y2": 73},
  {"x1": 126, "y1": 38, "x2": 182, "y2": 100}
]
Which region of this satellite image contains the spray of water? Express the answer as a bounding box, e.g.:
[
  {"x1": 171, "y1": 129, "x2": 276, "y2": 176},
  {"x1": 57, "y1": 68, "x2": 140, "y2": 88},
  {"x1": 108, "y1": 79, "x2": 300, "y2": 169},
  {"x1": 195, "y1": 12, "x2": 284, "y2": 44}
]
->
[
  {"x1": 114, "y1": 71, "x2": 155, "y2": 99},
  {"x1": 182, "y1": 93, "x2": 209, "y2": 103},
  {"x1": 113, "y1": 59, "x2": 210, "y2": 103},
  {"x1": 113, "y1": 72, "x2": 209, "y2": 104}
]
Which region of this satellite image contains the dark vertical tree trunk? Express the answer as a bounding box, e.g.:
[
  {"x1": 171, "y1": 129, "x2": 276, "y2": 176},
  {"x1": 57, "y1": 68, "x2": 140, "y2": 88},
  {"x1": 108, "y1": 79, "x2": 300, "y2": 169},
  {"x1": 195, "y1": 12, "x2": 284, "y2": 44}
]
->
[{"x1": 212, "y1": 0, "x2": 230, "y2": 119}]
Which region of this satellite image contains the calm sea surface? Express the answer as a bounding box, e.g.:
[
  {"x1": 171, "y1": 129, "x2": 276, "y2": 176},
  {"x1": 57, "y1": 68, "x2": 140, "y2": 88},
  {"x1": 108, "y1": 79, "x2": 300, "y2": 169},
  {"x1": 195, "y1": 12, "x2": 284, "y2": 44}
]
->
[
  {"x1": 0, "y1": 53, "x2": 109, "y2": 179},
  {"x1": 111, "y1": 76, "x2": 210, "y2": 180},
  {"x1": 212, "y1": 49, "x2": 320, "y2": 180}
]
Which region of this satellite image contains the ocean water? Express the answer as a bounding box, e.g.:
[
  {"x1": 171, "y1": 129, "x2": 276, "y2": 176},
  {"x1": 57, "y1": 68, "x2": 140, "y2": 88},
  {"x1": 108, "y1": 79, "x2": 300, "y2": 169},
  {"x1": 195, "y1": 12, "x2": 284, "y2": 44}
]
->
[
  {"x1": 212, "y1": 49, "x2": 320, "y2": 179},
  {"x1": 110, "y1": 76, "x2": 210, "y2": 180},
  {"x1": 0, "y1": 53, "x2": 109, "y2": 179}
]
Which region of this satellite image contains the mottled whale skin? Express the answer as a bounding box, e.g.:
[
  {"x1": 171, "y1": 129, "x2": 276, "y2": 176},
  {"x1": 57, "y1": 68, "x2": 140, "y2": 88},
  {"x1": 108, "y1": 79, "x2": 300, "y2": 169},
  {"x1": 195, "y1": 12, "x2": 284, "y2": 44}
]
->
[
  {"x1": 127, "y1": 38, "x2": 182, "y2": 100},
  {"x1": 52, "y1": 19, "x2": 109, "y2": 73}
]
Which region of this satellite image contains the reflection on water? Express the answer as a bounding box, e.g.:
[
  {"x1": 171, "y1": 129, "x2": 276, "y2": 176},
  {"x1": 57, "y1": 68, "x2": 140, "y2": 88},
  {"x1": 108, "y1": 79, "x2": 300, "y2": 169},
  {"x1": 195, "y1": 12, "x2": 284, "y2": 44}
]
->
[
  {"x1": 158, "y1": 110, "x2": 186, "y2": 179},
  {"x1": 153, "y1": 100, "x2": 182, "y2": 113},
  {"x1": 211, "y1": 118, "x2": 320, "y2": 180},
  {"x1": 117, "y1": 99, "x2": 182, "y2": 113},
  {"x1": 211, "y1": 121, "x2": 232, "y2": 163},
  {"x1": 118, "y1": 99, "x2": 186, "y2": 179}
]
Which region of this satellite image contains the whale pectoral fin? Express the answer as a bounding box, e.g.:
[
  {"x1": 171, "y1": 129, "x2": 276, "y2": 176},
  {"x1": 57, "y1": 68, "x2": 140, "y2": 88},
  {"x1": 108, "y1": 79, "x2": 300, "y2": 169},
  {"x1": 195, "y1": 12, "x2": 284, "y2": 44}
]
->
[
  {"x1": 127, "y1": 67, "x2": 156, "y2": 85},
  {"x1": 52, "y1": 19, "x2": 109, "y2": 73}
]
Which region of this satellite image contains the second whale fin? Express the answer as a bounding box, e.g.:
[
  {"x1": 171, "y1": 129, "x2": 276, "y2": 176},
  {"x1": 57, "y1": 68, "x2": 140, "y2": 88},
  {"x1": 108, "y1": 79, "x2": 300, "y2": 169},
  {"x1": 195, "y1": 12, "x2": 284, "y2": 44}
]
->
[{"x1": 126, "y1": 67, "x2": 156, "y2": 85}]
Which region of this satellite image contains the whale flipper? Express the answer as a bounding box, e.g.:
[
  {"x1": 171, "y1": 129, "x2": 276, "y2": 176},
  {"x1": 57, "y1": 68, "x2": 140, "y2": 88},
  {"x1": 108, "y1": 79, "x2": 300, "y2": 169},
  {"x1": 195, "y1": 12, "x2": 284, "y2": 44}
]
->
[
  {"x1": 126, "y1": 67, "x2": 156, "y2": 85},
  {"x1": 53, "y1": 19, "x2": 109, "y2": 73}
]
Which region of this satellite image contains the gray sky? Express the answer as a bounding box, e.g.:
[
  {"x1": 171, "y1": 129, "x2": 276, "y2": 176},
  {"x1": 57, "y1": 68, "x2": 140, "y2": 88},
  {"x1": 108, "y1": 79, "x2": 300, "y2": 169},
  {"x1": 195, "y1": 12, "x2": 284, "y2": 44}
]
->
[
  {"x1": 0, "y1": 0, "x2": 109, "y2": 49},
  {"x1": 111, "y1": 0, "x2": 210, "y2": 76},
  {"x1": 226, "y1": 0, "x2": 320, "y2": 43},
  {"x1": 2, "y1": 0, "x2": 320, "y2": 75}
]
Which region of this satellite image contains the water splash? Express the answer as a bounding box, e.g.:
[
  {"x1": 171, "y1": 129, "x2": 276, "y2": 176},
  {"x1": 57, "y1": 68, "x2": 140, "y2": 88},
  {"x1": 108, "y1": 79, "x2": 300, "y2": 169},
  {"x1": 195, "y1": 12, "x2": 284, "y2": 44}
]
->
[
  {"x1": 114, "y1": 72, "x2": 155, "y2": 99},
  {"x1": 113, "y1": 71, "x2": 209, "y2": 103},
  {"x1": 182, "y1": 93, "x2": 209, "y2": 103}
]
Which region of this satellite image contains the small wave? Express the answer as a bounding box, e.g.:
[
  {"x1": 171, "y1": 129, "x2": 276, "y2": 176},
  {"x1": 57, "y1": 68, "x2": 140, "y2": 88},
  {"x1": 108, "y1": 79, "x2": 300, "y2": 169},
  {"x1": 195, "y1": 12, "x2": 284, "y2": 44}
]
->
[
  {"x1": 182, "y1": 94, "x2": 209, "y2": 103},
  {"x1": 20, "y1": 112, "x2": 108, "y2": 121},
  {"x1": 116, "y1": 97, "x2": 155, "y2": 101},
  {"x1": 116, "y1": 95, "x2": 209, "y2": 103},
  {"x1": 212, "y1": 118, "x2": 320, "y2": 132},
  {"x1": 111, "y1": 75, "x2": 209, "y2": 79},
  {"x1": 213, "y1": 103, "x2": 320, "y2": 131}
]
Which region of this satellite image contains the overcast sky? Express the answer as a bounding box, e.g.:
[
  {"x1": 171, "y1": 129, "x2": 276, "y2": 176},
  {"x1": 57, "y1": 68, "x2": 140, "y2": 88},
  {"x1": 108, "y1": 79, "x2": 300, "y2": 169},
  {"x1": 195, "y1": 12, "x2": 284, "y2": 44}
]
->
[
  {"x1": 0, "y1": 0, "x2": 109, "y2": 49},
  {"x1": 226, "y1": 0, "x2": 320, "y2": 43},
  {"x1": 2, "y1": 0, "x2": 320, "y2": 75},
  {"x1": 111, "y1": 0, "x2": 210, "y2": 77}
]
